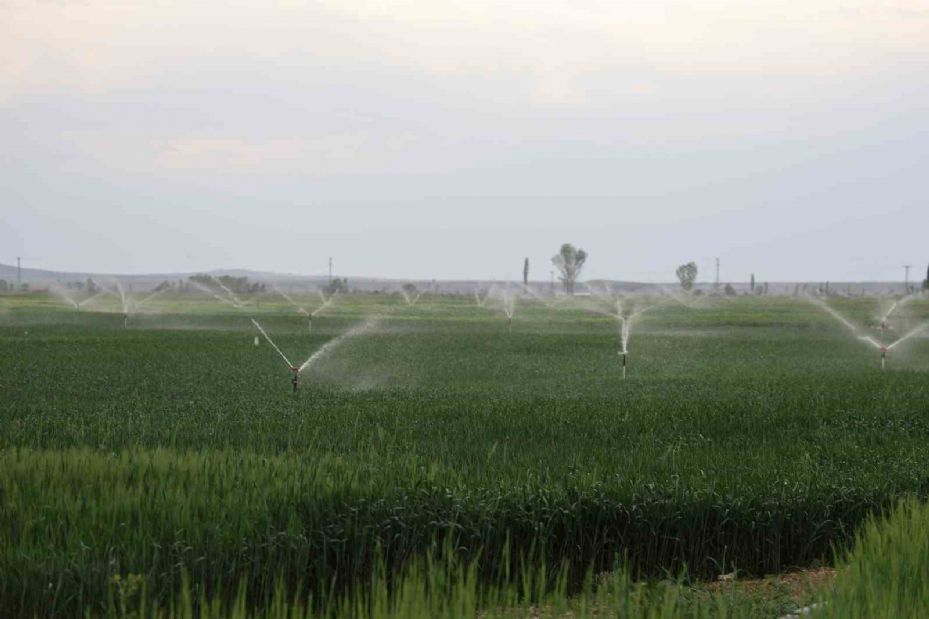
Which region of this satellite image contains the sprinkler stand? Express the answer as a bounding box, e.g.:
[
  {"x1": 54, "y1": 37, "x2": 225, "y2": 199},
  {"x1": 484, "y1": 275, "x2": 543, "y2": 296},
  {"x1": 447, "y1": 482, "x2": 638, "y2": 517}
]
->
[
  {"x1": 308, "y1": 314, "x2": 313, "y2": 334},
  {"x1": 881, "y1": 347, "x2": 887, "y2": 371},
  {"x1": 620, "y1": 351, "x2": 627, "y2": 380},
  {"x1": 290, "y1": 367, "x2": 299, "y2": 393}
]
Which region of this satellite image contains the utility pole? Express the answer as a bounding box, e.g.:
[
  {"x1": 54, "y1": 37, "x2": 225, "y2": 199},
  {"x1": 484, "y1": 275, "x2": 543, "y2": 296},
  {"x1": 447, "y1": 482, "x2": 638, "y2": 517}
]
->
[
  {"x1": 550, "y1": 270, "x2": 555, "y2": 293},
  {"x1": 714, "y1": 257, "x2": 720, "y2": 290},
  {"x1": 328, "y1": 257, "x2": 332, "y2": 286},
  {"x1": 16, "y1": 257, "x2": 21, "y2": 284},
  {"x1": 904, "y1": 265, "x2": 911, "y2": 292}
]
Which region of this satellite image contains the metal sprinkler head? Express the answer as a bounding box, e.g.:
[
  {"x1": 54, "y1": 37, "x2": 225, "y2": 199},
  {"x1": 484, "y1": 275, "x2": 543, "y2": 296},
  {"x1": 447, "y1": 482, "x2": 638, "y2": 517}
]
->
[
  {"x1": 880, "y1": 347, "x2": 888, "y2": 371},
  {"x1": 290, "y1": 366, "x2": 299, "y2": 392}
]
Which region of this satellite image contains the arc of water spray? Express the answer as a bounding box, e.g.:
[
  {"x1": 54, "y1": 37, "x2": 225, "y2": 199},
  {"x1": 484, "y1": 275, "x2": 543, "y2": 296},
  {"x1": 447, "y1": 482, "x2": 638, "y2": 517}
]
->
[
  {"x1": 269, "y1": 286, "x2": 338, "y2": 332},
  {"x1": 190, "y1": 280, "x2": 239, "y2": 307},
  {"x1": 48, "y1": 283, "x2": 80, "y2": 310},
  {"x1": 401, "y1": 288, "x2": 425, "y2": 307},
  {"x1": 134, "y1": 287, "x2": 169, "y2": 309},
  {"x1": 251, "y1": 317, "x2": 378, "y2": 391},
  {"x1": 214, "y1": 279, "x2": 243, "y2": 307},
  {"x1": 803, "y1": 296, "x2": 929, "y2": 369},
  {"x1": 98, "y1": 279, "x2": 132, "y2": 327},
  {"x1": 886, "y1": 322, "x2": 929, "y2": 351},
  {"x1": 314, "y1": 290, "x2": 337, "y2": 315},
  {"x1": 272, "y1": 285, "x2": 309, "y2": 316},
  {"x1": 474, "y1": 289, "x2": 490, "y2": 308},
  {"x1": 78, "y1": 289, "x2": 111, "y2": 308},
  {"x1": 109, "y1": 279, "x2": 129, "y2": 312},
  {"x1": 880, "y1": 295, "x2": 914, "y2": 325},
  {"x1": 501, "y1": 289, "x2": 516, "y2": 331},
  {"x1": 297, "y1": 319, "x2": 378, "y2": 373},
  {"x1": 521, "y1": 284, "x2": 554, "y2": 308},
  {"x1": 250, "y1": 318, "x2": 294, "y2": 368},
  {"x1": 807, "y1": 296, "x2": 868, "y2": 339},
  {"x1": 588, "y1": 294, "x2": 674, "y2": 380}
]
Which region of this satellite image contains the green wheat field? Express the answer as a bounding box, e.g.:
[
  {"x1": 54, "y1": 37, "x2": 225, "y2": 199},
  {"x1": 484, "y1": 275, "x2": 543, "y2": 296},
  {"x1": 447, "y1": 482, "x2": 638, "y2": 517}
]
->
[{"x1": 2, "y1": 291, "x2": 929, "y2": 617}]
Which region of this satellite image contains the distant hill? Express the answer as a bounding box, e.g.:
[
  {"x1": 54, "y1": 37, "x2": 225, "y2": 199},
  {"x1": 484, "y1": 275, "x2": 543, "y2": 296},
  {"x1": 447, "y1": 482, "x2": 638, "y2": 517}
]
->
[{"x1": 0, "y1": 263, "x2": 909, "y2": 295}]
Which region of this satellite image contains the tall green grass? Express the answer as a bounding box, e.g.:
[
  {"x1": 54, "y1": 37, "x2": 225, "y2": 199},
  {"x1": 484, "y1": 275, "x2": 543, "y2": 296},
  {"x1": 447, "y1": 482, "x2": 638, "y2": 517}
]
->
[{"x1": 80, "y1": 498, "x2": 929, "y2": 618}]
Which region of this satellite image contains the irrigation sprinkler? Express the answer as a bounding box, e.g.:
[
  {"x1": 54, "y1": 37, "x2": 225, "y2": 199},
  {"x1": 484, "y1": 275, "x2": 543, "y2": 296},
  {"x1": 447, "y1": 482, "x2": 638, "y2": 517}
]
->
[
  {"x1": 400, "y1": 287, "x2": 424, "y2": 308},
  {"x1": 251, "y1": 318, "x2": 298, "y2": 391},
  {"x1": 251, "y1": 317, "x2": 377, "y2": 393},
  {"x1": 270, "y1": 285, "x2": 334, "y2": 334},
  {"x1": 474, "y1": 288, "x2": 491, "y2": 308},
  {"x1": 290, "y1": 366, "x2": 300, "y2": 392},
  {"x1": 102, "y1": 279, "x2": 133, "y2": 328},
  {"x1": 586, "y1": 292, "x2": 671, "y2": 381},
  {"x1": 808, "y1": 295, "x2": 928, "y2": 370},
  {"x1": 501, "y1": 290, "x2": 516, "y2": 332}
]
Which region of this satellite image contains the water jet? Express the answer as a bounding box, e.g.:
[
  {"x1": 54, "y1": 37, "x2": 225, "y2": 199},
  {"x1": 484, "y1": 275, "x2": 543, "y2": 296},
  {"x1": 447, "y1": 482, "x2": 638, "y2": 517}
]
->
[{"x1": 251, "y1": 317, "x2": 376, "y2": 392}]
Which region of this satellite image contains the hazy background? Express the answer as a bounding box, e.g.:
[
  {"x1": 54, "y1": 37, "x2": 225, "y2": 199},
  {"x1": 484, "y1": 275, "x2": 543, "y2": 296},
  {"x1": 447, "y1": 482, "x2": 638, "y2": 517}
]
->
[{"x1": 2, "y1": 0, "x2": 927, "y2": 283}]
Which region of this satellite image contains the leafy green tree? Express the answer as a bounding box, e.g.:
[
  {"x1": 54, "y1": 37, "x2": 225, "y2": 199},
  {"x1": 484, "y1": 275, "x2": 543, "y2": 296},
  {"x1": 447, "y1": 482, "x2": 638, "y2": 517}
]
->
[
  {"x1": 676, "y1": 262, "x2": 698, "y2": 291},
  {"x1": 551, "y1": 244, "x2": 587, "y2": 294}
]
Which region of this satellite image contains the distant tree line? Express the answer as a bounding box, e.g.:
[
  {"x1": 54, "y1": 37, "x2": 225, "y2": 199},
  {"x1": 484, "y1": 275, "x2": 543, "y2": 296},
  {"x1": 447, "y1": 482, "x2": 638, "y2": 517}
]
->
[
  {"x1": 0, "y1": 280, "x2": 29, "y2": 292},
  {"x1": 188, "y1": 274, "x2": 266, "y2": 294}
]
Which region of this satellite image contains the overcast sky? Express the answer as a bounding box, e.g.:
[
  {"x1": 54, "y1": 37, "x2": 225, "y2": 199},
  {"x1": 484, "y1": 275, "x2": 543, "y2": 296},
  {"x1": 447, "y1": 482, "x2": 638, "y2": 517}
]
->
[{"x1": 2, "y1": 0, "x2": 927, "y2": 282}]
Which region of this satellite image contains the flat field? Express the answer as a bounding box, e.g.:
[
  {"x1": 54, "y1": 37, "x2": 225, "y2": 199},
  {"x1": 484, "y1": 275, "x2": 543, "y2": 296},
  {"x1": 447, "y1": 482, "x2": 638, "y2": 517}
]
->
[{"x1": 1, "y1": 291, "x2": 928, "y2": 616}]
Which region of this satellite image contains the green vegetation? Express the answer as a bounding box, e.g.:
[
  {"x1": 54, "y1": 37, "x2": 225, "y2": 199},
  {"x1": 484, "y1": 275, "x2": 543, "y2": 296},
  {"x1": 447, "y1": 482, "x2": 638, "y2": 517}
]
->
[{"x1": 1, "y1": 292, "x2": 928, "y2": 617}]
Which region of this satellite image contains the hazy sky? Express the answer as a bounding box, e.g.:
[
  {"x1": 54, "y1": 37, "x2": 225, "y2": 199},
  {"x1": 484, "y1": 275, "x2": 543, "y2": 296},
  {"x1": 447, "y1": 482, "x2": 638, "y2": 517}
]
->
[{"x1": 2, "y1": 0, "x2": 927, "y2": 282}]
